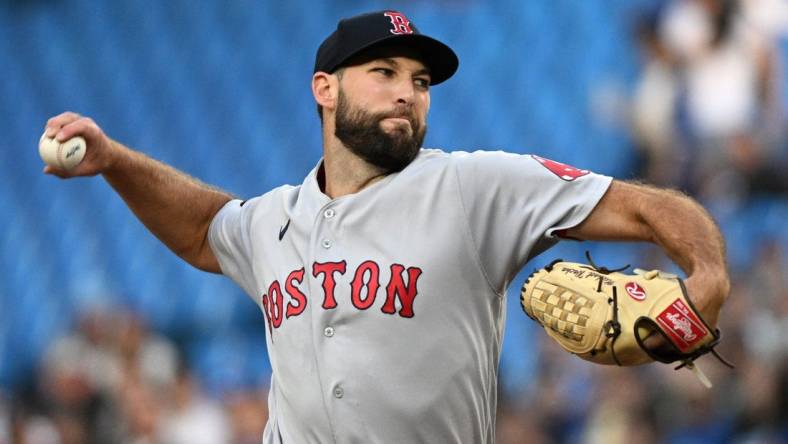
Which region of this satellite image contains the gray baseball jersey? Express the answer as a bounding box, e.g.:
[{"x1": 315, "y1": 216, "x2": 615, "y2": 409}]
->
[{"x1": 208, "y1": 148, "x2": 612, "y2": 443}]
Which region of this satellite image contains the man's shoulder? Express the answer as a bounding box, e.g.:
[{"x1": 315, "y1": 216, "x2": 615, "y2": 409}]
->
[
  {"x1": 418, "y1": 147, "x2": 525, "y2": 160},
  {"x1": 237, "y1": 184, "x2": 301, "y2": 210},
  {"x1": 413, "y1": 148, "x2": 531, "y2": 170},
  {"x1": 412, "y1": 147, "x2": 450, "y2": 163},
  {"x1": 411, "y1": 147, "x2": 506, "y2": 167}
]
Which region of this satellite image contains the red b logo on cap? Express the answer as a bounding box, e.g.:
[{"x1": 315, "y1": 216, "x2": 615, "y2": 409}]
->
[{"x1": 384, "y1": 11, "x2": 414, "y2": 35}]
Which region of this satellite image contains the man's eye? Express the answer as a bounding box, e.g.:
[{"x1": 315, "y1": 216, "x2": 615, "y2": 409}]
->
[
  {"x1": 373, "y1": 68, "x2": 394, "y2": 76},
  {"x1": 414, "y1": 78, "x2": 430, "y2": 89}
]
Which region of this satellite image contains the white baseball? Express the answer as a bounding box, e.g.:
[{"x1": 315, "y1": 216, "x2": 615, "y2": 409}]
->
[{"x1": 39, "y1": 132, "x2": 86, "y2": 170}]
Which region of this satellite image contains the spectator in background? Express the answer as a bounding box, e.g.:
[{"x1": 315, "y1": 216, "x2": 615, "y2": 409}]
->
[
  {"x1": 633, "y1": 0, "x2": 787, "y2": 200},
  {"x1": 116, "y1": 378, "x2": 159, "y2": 444},
  {"x1": 157, "y1": 363, "x2": 230, "y2": 444},
  {"x1": 0, "y1": 392, "x2": 9, "y2": 444},
  {"x1": 496, "y1": 401, "x2": 548, "y2": 444},
  {"x1": 8, "y1": 308, "x2": 195, "y2": 442},
  {"x1": 728, "y1": 237, "x2": 788, "y2": 442},
  {"x1": 113, "y1": 311, "x2": 178, "y2": 394},
  {"x1": 224, "y1": 390, "x2": 269, "y2": 444},
  {"x1": 43, "y1": 306, "x2": 122, "y2": 394},
  {"x1": 581, "y1": 368, "x2": 658, "y2": 444},
  {"x1": 17, "y1": 305, "x2": 267, "y2": 444},
  {"x1": 27, "y1": 307, "x2": 181, "y2": 443},
  {"x1": 731, "y1": 359, "x2": 784, "y2": 442},
  {"x1": 38, "y1": 307, "x2": 122, "y2": 443},
  {"x1": 631, "y1": 8, "x2": 685, "y2": 188}
]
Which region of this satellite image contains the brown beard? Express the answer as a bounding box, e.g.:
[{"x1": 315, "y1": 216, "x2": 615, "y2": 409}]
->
[{"x1": 334, "y1": 89, "x2": 426, "y2": 173}]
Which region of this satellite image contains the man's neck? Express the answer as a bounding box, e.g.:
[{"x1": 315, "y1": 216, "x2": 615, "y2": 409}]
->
[{"x1": 320, "y1": 139, "x2": 389, "y2": 199}]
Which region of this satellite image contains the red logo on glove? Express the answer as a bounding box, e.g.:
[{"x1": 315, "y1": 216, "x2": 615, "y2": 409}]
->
[
  {"x1": 656, "y1": 299, "x2": 708, "y2": 352},
  {"x1": 531, "y1": 155, "x2": 590, "y2": 181},
  {"x1": 624, "y1": 282, "x2": 647, "y2": 301}
]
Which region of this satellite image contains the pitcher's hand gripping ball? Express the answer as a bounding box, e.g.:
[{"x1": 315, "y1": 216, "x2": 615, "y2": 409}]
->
[
  {"x1": 520, "y1": 257, "x2": 732, "y2": 386},
  {"x1": 39, "y1": 132, "x2": 86, "y2": 171}
]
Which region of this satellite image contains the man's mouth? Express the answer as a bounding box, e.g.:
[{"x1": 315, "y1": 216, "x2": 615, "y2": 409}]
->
[{"x1": 383, "y1": 117, "x2": 412, "y2": 125}]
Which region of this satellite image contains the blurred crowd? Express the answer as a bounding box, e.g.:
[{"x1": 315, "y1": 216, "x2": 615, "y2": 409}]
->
[
  {"x1": 631, "y1": 0, "x2": 788, "y2": 202},
  {"x1": 2, "y1": 0, "x2": 787, "y2": 443},
  {"x1": 1, "y1": 309, "x2": 268, "y2": 444}
]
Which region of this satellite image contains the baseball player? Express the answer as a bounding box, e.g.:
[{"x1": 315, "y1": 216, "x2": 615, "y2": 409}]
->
[{"x1": 41, "y1": 10, "x2": 730, "y2": 444}]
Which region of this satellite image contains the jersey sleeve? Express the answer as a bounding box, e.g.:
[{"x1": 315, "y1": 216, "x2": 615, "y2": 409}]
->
[
  {"x1": 208, "y1": 199, "x2": 258, "y2": 298},
  {"x1": 452, "y1": 150, "x2": 613, "y2": 292}
]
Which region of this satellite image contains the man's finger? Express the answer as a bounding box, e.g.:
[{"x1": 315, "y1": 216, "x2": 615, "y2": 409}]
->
[
  {"x1": 43, "y1": 165, "x2": 69, "y2": 178},
  {"x1": 56, "y1": 118, "x2": 96, "y2": 142},
  {"x1": 45, "y1": 112, "x2": 82, "y2": 136},
  {"x1": 642, "y1": 332, "x2": 673, "y2": 355}
]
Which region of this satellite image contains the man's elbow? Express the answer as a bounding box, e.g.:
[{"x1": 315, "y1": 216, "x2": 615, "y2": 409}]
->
[
  {"x1": 191, "y1": 253, "x2": 223, "y2": 274},
  {"x1": 176, "y1": 242, "x2": 223, "y2": 274}
]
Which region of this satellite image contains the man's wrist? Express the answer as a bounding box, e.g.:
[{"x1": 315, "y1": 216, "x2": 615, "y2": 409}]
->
[
  {"x1": 685, "y1": 269, "x2": 729, "y2": 328},
  {"x1": 101, "y1": 139, "x2": 130, "y2": 175}
]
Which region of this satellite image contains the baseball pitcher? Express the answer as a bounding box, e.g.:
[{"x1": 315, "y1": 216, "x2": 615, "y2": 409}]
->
[{"x1": 41, "y1": 10, "x2": 730, "y2": 444}]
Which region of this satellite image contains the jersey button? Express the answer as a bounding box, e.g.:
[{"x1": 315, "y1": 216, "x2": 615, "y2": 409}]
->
[
  {"x1": 333, "y1": 386, "x2": 344, "y2": 399},
  {"x1": 321, "y1": 239, "x2": 332, "y2": 249},
  {"x1": 324, "y1": 209, "x2": 335, "y2": 219},
  {"x1": 324, "y1": 326, "x2": 335, "y2": 337}
]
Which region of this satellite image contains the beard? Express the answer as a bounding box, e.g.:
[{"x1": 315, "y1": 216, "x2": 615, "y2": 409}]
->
[{"x1": 334, "y1": 89, "x2": 426, "y2": 173}]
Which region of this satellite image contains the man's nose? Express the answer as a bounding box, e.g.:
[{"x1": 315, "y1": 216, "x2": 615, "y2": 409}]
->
[{"x1": 394, "y1": 79, "x2": 415, "y2": 105}]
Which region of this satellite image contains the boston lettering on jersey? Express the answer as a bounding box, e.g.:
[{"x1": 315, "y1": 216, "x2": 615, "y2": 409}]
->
[{"x1": 260, "y1": 260, "x2": 423, "y2": 334}]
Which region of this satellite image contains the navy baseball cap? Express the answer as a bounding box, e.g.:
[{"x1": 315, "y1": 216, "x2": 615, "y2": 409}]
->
[{"x1": 314, "y1": 10, "x2": 459, "y2": 85}]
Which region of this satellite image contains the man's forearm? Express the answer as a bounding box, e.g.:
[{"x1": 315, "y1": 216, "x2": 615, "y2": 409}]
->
[
  {"x1": 42, "y1": 112, "x2": 231, "y2": 272},
  {"x1": 568, "y1": 181, "x2": 730, "y2": 326},
  {"x1": 573, "y1": 182, "x2": 727, "y2": 276},
  {"x1": 637, "y1": 186, "x2": 730, "y2": 325},
  {"x1": 102, "y1": 140, "x2": 232, "y2": 272},
  {"x1": 637, "y1": 187, "x2": 727, "y2": 276}
]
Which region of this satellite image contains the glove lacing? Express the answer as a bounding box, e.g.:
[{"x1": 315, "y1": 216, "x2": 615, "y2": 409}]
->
[{"x1": 581, "y1": 252, "x2": 630, "y2": 366}]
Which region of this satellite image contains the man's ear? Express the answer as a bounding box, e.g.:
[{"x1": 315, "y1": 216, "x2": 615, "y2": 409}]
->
[{"x1": 312, "y1": 71, "x2": 338, "y2": 111}]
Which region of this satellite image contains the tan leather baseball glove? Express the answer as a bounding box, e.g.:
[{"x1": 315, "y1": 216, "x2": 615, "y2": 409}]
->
[{"x1": 520, "y1": 256, "x2": 732, "y2": 386}]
